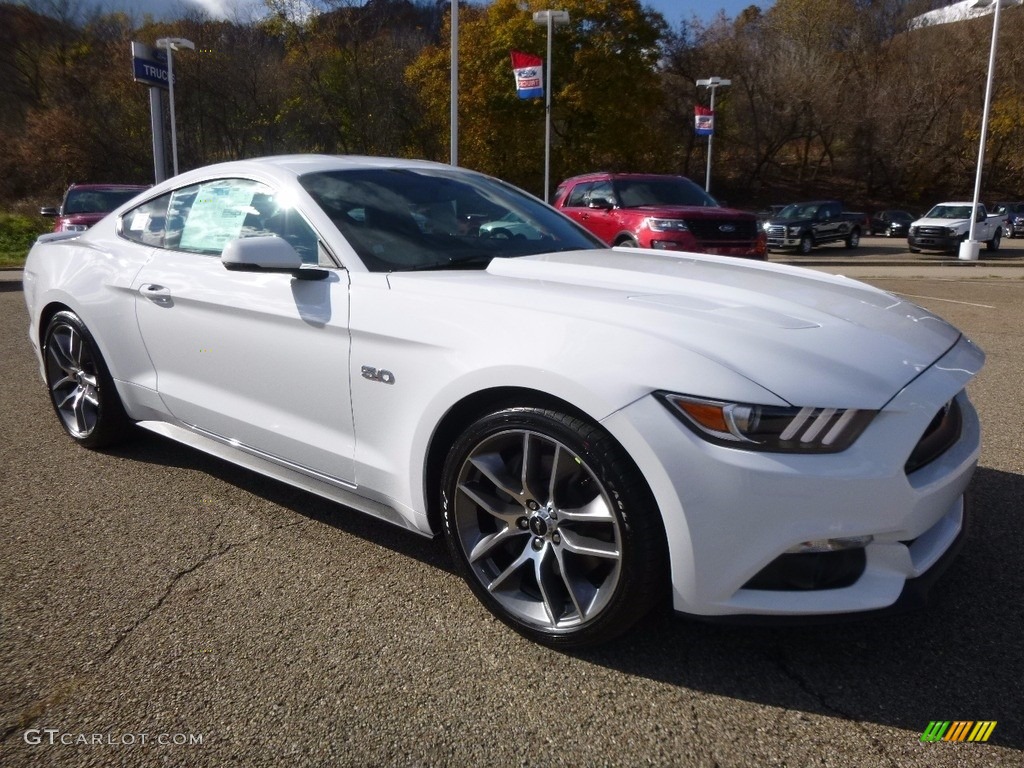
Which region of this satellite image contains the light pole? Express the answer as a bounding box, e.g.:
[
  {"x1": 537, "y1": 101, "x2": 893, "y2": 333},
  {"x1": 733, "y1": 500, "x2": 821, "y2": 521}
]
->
[
  {"x1": 533, "y1": 9, "x2": 569, "y2": 203},
  {"x1": 155, "y1": 37, "x2": 195, "y2": 177},
  {"x1": 696, "y1": 76, "x2": 731, "y2": 194},
  {"x1": 960, "y1": 0, "x2": 1007, "y2": 261},
  {"x1": 450, "y1": 0, "x2": 458, "y2": 166}
]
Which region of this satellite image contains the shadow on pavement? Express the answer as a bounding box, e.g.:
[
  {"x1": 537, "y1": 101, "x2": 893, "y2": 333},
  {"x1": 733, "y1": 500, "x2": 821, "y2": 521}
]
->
[{"x1": 106, "y1": 429, "x2": 1022, "y2": 750}]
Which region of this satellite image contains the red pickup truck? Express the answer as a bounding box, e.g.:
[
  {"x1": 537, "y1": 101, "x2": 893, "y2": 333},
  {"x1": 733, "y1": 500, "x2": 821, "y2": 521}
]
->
[{"x1": 552, "y1": 172, "x2": 766, "y2": 259}]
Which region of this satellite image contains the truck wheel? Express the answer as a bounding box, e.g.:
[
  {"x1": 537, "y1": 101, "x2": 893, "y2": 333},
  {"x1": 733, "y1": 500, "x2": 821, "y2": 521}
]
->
[
  {"x1": 798, "y1": 235, "x2": 813, "y2": 255},
  {"x1": 986, "y1": 229, "x2": 1001, "y2": 252},
  {"x1": 909, "y1": 246, "x2": 921, "y2": 253},
  {"x1": 845, "y1": 228, "x2": 860, "y2": 249}
]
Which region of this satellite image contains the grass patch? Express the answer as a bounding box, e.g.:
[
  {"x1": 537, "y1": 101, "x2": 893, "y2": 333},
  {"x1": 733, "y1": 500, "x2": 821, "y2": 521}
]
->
[{"x1": 0, "y1": 213, "x2": 51, "y2": 268}]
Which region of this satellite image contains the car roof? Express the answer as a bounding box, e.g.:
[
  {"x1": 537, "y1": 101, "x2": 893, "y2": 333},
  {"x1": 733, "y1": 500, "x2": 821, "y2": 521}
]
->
[
  {"x1": 558, "y1": 172, "x2": 690, "y2": 185},
  {"x1": 141, "y1": 155, "x2": 468, "y2": 199},
  {"x1": 67, "y1": 183, "x2": 149, "y2": 191}
]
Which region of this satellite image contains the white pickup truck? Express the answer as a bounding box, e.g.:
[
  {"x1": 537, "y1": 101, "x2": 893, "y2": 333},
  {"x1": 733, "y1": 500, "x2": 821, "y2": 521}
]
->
[{"x1": 908, "y1": 202, "x2": 1002, "y2": 253}]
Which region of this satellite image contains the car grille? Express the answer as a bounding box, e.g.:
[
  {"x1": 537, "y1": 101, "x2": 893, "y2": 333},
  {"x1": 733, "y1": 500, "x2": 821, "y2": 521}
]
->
[
  {"x1": 914, "y1": 226, "x2": 947, "y2": 237},
  {"x1": 766, "y1": 225, "x2": 786, "y2": 239},
  {"x1": 905, "y1": 397, "x2": 962, "y2": 475},
  {"x1": 685, "y1": 219, "x2": 759, "y2": 243}
]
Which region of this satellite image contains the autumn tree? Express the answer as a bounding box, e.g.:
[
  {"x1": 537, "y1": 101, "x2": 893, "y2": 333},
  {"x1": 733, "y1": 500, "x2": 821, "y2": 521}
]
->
[{"x1": 406, "y1": 0, "x2": 669, "y2": 197}]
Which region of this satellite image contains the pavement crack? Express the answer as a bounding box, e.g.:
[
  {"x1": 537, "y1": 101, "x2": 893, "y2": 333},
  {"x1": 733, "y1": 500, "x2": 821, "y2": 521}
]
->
[{"x1": 770, "y1": 645, "x2": 899, "y2": 767}]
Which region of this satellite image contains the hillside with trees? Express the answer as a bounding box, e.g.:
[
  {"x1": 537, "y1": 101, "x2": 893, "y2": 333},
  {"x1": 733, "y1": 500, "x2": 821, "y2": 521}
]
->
[{"x1": 2, "y1": 0, "x2": 1023, "y2": 213}]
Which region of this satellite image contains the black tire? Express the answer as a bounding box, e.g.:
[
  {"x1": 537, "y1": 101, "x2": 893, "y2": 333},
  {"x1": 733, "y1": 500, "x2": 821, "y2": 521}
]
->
[
  {"x1": 441, "y1": 407, "x2": 668, "y2": 649},
  {"x1": 909, "y1": 246, "x2": 921, "y2": 253},
  {"x1": 615, "y1": 236, "x2": 639, "y2": 248},
  {"x1": 798, "y1": 234, "x2": 813, "y2": 255},
  {"x1": 845, "y1": 228, "x2": 860, "y2": 249},
  {"x1": 43, "y1": 311, "x2": 131, "y2": 448},
  {"x1": 986, "y1": 229, "x2": 1001, "y2": 252}
]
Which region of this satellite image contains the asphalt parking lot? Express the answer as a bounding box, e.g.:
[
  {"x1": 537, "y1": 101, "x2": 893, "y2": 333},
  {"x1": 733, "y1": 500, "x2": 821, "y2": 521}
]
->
[{"x1": 1, "y1": 251, "x2": 1022, "y2": 767}]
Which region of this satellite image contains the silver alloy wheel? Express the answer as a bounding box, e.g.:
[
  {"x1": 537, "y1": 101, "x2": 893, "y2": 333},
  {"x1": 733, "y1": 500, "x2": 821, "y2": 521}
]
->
[
  {"x1": 451, "y1": 428, "x2": 622, "y2": 632},
  {"x1": 45, "y1": 321, "x2": 101, "y2": 438}
]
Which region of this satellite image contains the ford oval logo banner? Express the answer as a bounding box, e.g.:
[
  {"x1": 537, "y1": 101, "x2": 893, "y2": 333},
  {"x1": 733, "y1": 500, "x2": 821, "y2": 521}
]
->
[
  {"x1": 719, "y1": 224, "x2": 736, "y2": 233},
  {"x1": 510, "y1": 50, "x2": 544, "y2": 100}
]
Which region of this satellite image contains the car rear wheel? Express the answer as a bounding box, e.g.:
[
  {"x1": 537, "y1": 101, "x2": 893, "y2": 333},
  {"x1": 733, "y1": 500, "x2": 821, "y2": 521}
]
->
[
  {"x1": 845, "y1": 228, "x2": 860, "y2": 249},
  {"x1": 43, "y1": 311, "x2": 131, "y2": 448},
  {"x1": 441, "y1": 407, "x2": 668, "y2": 648}
]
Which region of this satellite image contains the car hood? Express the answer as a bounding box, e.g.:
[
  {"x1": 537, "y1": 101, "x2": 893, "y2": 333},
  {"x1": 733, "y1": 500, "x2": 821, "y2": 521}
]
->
[
  {"x1": 626, "y1": 205, "x2": 753, "y2": 219},
  {"x1": 59, "y1": 213, "x2": 107, "y2": 229},
  {"x1": 473, "y1": 250, "x2": 969, "y2": 408},
  {"x1": 912, "y1": 217, "x2": 969, "y2": 228}
]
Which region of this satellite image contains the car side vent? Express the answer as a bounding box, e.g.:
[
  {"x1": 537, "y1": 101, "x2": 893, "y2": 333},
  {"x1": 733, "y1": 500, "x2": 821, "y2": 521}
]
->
[{"x1": 904, "y1": 397, "x2": 962, "y2": 475}]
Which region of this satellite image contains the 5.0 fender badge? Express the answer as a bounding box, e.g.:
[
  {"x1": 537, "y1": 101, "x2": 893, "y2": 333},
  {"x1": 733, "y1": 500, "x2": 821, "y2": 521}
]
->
[{"x1": 361, "y1": 366, "x2": 396, "y2": 385}]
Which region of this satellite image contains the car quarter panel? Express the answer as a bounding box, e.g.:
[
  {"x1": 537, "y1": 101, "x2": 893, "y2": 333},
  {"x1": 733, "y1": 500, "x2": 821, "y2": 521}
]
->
[{"x1": 23, "y1": 232, "x2": 157, "y2": 401}]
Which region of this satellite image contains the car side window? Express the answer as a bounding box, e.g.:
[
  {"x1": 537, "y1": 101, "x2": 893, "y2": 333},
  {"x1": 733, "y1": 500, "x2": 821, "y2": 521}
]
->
[
  {"x1": 565, "y1": 182, "x2": 593, "y2": 208},
  {"x1": 120, "y1": 179, "x2": 320, "y2": 263},
  {"x1": 587, "y1": 181, "x2": 615, "y2": 206},
  {"x1": 121, "y1": 193, "x2": 173, "y2": 247}
]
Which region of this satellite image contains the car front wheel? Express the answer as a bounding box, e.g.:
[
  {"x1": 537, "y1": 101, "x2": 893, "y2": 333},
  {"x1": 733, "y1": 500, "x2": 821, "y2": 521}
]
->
[
  {"x1": 43, "y1": 311, "x2": 131, "y2": 448},
  {"x1": 441, "y1": 407, "x2": 668, "y2": 648},
  {"x1": 799, "y1": 235, "x2": 813, "y2": 254}
]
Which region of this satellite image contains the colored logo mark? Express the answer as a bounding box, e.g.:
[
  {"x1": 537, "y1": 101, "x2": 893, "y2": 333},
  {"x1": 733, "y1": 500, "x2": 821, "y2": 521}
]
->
[{"x1": 920, "y1": 721, "x2": 997, "y2": 743}]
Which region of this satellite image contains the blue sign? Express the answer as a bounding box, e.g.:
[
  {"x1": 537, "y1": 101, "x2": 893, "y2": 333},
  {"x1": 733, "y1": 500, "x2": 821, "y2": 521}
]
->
[{"x1": 131, "y1": 42, "x2": 170, "y2": 89}]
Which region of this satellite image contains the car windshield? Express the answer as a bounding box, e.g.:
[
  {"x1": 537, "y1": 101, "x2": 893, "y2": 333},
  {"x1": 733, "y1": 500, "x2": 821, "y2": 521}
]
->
[
  {"x1": 776, "y1": 204, "x2": 820, "y2": 220},
  {"x1": 299, "y1": 168, "x2": 602, "y2": 272},
  {"x1": 611, "y1": 178, "x2": 717, "y2": 208},
  {"x1": 64, "y1": 188, "x2": 142, "y2": 215},
  {"x1": 889, "y1": 211, "x2": 913, "y2": 222},
  {"x1": 925, "y1": 205, "x2": 972, "y2": 219}
]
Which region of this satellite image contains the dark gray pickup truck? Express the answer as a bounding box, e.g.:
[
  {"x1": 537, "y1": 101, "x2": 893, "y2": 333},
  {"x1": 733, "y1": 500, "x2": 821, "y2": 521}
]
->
[{"x1": 764, "y1": 200, "x2": 864, "y2": 254}]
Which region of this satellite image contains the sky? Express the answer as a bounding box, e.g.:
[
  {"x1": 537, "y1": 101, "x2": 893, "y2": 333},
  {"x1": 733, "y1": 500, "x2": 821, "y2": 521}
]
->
[
  {"x1": 642, "y1": 0, "x2": 767, "y2": 26},
  {"x1": 86, "y1": 0, "x2": 769, "y2": 27}
]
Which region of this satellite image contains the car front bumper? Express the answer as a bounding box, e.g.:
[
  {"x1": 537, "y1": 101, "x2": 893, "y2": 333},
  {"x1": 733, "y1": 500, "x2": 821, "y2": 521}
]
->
[
  {"x1": 601, "y1": 335, "x2": 982, "y2": 619},
  {"x1": 908, "y1": 234, "x2": 962, "y2": 251}
]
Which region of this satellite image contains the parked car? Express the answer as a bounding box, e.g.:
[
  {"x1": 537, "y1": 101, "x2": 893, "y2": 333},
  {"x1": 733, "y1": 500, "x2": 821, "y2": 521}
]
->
[
  {"x1": 908, "y1": 202, "x2": 1002, "y2": 253},
  {"x1": 552, "y1": 172, "x2": 766, "y2": 259},
  {"x1": 40, "y1": 183, "x2": 149, "y2": 233},
  {"x1": 990, "y1": 202, "x2": 1024, "y2": 239},
  {"x1": 23, "y1": 155, "x2": 983, "y2": 648},
  {"x1": 869, "y1": 210, "x2": 915, "y2": 238},
  {"x1": 763, "y1": 200, "x2": 865, "y2": 253}
]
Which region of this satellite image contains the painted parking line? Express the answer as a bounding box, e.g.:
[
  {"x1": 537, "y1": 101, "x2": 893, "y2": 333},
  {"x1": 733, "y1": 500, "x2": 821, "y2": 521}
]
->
[{"x1": 896, "y1": 293, "x2": 995, "y2": 309}]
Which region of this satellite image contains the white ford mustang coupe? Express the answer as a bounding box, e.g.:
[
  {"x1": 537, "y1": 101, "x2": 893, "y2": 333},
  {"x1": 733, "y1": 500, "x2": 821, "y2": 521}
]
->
[{"x1": 23, "y1": 156, "x2": 983, "y2": 648}]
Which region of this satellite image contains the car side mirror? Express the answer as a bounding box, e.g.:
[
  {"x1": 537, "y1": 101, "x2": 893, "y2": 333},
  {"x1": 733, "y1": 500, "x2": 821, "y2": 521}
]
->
[
  {"x1": 40, "y1": 206, "x2": 58, "y2": 217},
  {"x1": 221, "y1": 236, "x2": 328, "y2": 280}
]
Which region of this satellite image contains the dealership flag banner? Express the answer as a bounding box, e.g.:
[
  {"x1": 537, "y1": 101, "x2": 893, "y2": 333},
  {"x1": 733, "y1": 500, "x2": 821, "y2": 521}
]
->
[
  {"x1": 695, "y1": 105, "x2": 714, "y2": 136},
  {"x1": 511, "y1": 50, "x2": 544, "y2": 100}
]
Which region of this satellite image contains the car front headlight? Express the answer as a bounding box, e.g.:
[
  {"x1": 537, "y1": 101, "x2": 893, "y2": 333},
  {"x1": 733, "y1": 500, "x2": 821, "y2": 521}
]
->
[
  {"x1": 946, "y1": 227, "x2": 960, "y2": 237},
  {"x1": 61, "y1": 223, "x2": 88, "y2": 232},
  {"x1": 657, "y1": 393, "x2": 876, "y2": 453},
  {"x1": 647, "y1": 218, "x2": 689, "y2": 233}
]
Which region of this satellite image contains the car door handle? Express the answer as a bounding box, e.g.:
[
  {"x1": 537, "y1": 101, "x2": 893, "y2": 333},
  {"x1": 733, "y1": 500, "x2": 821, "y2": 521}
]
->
[{"x1": 139, "y1": 284, "x2": 172, "y2": 303}]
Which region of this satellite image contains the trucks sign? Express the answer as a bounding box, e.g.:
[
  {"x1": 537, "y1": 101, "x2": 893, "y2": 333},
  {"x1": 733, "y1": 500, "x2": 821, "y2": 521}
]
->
[{"x1": 131, "y1": 42, "x2": 169, "y2": 89}]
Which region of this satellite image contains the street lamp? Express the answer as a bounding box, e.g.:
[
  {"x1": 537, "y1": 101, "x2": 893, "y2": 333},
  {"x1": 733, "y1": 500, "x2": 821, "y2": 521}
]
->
[
  {"x1": 960, "y1": 0, "x2": 1008, "y2": 260},
  {"x1": 451, "y1": 0, "x2": 458, "y2": 166},
  {"x1": 155, "y1": 37, "x2": 195, "y2": 177},
  {"x1": 533, "y1": 9, "x2": 570, "y2": 203},
  {"x1": 696, "y1": 76, "x2": 731, "y2": 194}
]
